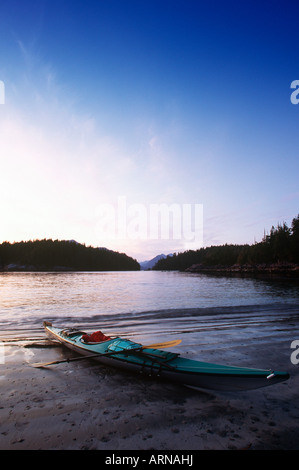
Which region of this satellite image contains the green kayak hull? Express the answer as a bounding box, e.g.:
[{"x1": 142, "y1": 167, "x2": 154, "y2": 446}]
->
[{"x1": 43, "y1": 323, "x2": 290, "y2": 392}]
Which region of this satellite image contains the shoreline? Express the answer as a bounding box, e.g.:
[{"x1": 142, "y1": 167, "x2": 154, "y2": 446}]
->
[
  {"x1": 0, "y1": 266, "x2": 139, "y2": 273},
  {"x1": 1, "y1": 335, "x2": 298, "y2": 450},
  {"x1": 2, "y1": 261, "x2": 299, "y2": 277},
  {"x1": 185, "y1": 262, "x2": 299, "y2": 277}
]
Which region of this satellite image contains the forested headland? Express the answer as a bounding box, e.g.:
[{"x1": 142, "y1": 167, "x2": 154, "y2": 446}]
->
[
  {"x1": 0, "y1": 239, "x2": 140, "y2": 271},
  {"x1": 153, "y1": 214, "x2": 299, "y2": 275}
]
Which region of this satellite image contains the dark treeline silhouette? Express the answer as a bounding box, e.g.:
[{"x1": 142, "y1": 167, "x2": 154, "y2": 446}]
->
[
  {"x1": 0, "y1": 239, "x2": 140, "y2": 271},
  {"x1": 153, "y1": 214, "x2": 299, "y2": 272}
]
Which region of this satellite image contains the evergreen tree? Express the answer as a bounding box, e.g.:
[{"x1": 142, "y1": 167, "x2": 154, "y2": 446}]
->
[{"x1": 0, "y1": 239, "x2": 140, "y2": 271}]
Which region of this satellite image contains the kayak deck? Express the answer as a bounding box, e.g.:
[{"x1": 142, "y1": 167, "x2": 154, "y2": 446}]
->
[{"x1": 43, "y1": 323, "x2": 290, "y2": 392}]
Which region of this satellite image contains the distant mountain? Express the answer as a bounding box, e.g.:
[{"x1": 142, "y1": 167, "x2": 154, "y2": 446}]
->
[{"x1": 140, "y1": 254, "x2": 167, "y2": 270}]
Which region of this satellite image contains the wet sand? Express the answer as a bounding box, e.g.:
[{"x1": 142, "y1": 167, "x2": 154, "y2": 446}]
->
[{"x1": 1, "y1": 338, "x2": 299, "y2": 451}]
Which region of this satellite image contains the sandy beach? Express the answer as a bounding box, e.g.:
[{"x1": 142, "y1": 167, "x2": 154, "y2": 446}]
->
[{"x1": 1, "y1": 335, "x2": 298, "y2": 451}]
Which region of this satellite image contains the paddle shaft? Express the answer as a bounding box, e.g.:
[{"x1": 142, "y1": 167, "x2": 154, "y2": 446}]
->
[
  {"x1": 32, "y1": 339, "x2": 181, "y2": 367},
  {"x1": 33, "y1": 348, "x2": 133, "y2": 367},
  {"x1": 34, "y1": 348, "x2": 176, "y2": 371}
]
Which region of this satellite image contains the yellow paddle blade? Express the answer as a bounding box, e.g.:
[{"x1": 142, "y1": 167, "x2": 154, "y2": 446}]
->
[{"x1": 143, "y1": 339, "x2": 182, "y2": 349}]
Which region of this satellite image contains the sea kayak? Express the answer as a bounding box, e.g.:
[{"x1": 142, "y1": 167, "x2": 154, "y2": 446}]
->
[{"x1": 42, "y1": 322, "x2": 290, "y2": 392}]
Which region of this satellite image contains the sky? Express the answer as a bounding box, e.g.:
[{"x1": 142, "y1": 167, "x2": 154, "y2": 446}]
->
[{"x1": 0, "y1": 0, "x2": 299, "y2": 261}]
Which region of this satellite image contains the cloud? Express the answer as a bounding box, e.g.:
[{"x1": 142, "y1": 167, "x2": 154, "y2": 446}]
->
[
  {"x1": 0, "y1": 58, "x2": 138, "y2": 246},
  {"x1": 2, "y1": 40, "x2": 186, "y2": 257},
  {"x1": 3, "y1": 38, "x2": 277, "y2": 259}
]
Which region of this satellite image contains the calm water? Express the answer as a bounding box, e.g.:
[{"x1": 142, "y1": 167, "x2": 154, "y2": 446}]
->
[{"x1": 1, "y1": 271, "x2": 299, "y2": 363}]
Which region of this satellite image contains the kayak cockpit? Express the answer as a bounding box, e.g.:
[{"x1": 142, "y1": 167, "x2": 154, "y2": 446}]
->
[{"x1": 61, "y1": 327, "x2": 87, "y2": 338}]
